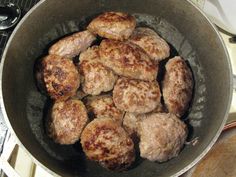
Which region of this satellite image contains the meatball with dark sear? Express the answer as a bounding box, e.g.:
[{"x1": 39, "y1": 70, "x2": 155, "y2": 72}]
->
[
  {"x1": 86, "y1": 95, "x2": 124, "y2": 124},
  {"x1": 113, "y1": 77, "x2": 161, "y2": 113},
  {"x1": 49, "y1": 30, "x2": 96, "y2": 58},
  {"x1": 138, "y1": 113, "x2": 188, "y2": 162},
  {"x1": 42, "y1": 55, "x2": 80, "y2": 101},
  {"x1": 99, "y1": 39, "x2": 158, "y2": 81},
  {"x1": 129, "y1": 27, "x2": 170, "y2": 62},
  {"x1": 47, "y1": 99, "x2": 88, "y2": 145},
  {"x1": 79, "y1": 46, "x2": 118, "y2": 95},
  {"x1": 87, "y1": 12, "x2": 136, "y2": 41},
  {"x1": 81, "y1": 118, "x2": 135, "y2": 171},
  {"x1": 162, "y1": 56, "x2": 193, "y2": 117}
]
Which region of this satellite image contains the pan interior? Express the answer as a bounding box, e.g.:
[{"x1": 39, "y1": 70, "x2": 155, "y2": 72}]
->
[{"x1": 26, "y1": 13, "x2": 205, "y2": 176}]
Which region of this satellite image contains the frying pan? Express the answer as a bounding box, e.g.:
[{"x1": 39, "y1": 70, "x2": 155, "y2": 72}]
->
[{"x1": 0, "y1": 0, "x2": 233, "y2": 176}]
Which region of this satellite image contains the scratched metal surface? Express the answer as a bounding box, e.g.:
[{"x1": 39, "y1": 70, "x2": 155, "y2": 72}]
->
[{"x1": 0, "y1": 0, "x2": 40, "y2": 154}]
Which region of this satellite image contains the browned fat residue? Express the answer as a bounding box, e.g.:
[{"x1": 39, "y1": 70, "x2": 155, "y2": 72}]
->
[
  {"x1": 52, "y1": 82, "x2": 60, "y2": 90},
  {"x1": 99, "y1": 12, "x2": 131, "y2": 22}
]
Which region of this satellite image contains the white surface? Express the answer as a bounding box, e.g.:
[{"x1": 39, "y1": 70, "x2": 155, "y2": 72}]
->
[
  {"x1": 191, "y1": 0, "x2": 236, "y2": 35},
  {"x1": 203, "y1": 0, "x2": 236, "y2": 35}
]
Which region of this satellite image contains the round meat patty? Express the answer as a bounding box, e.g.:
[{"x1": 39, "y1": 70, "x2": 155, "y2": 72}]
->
[
  {"x1": 113, "y1": 77, "x2": 161, "y2": 113},
  {"x1": 79, "y1": 46, "x2": 118, "y2": 95},
  {"x1": 87, "y1": 11, "x2": 136, "y2": 41},
  {"x1": 123, "y1": 103, "x2": 166, "y2": 137},
  {"x1": 42, "y1": 54, "x2": 80, "y2": 101},
  {"x1": 162, "y1": 56, "x2": 193, "y2": 117},
  {"x1": 49, "y1": 30, "x2": 96, "y2": 58},
  {"x1": 138, "y1": 113, "x2": 188, "y2": 162},
  {"x1": 99, "y1": 39, "x2": 158, "y2": 81},
  {"x1": 86, "y1": 95, "x2": 124, "y2": 124},
  {"x1": 47, "y1": 99, "x2": 88, "y2": 145},
  {"x1": 81, "y1": 118, "x2": 135, "y2": 171},
  {"x1": 123, "y1": 112, "x2": 141, "y2": 137},
  {"x1": 129, "y1": 27, "x2": 170, "y2": 62}
]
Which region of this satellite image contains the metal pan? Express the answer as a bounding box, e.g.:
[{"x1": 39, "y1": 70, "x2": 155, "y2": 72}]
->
[
  {"x1": 0, "y1": 0, "x2": 233, "y2": 176},
  {"x1": 182, "y1": 113, "x2": 236, "y2": 177}
]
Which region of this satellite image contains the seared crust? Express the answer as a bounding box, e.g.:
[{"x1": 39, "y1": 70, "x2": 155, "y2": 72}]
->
[
  {"x1": 129, "y1": 27, "x2": 170, "y2": 62},
  {"x1": 99, "y1": 39, "x2": 158, "y2": 81},
  {"x1": 138, "y1": 113, "x2": 187, "y2": 162},
  {"x1": 162, "y1": 56, "x2": 193, "y2": 116},
  {"x1": 81, "y1": 118, "x2": 135, "y2": 171},
  {"x1": 79, "y1": 46, "x2": 118, "y2": 95},
  {"x1": 42, "y1": 55, "x2": 80, "y2": 101},
  {"x1": 113, "y1": 77, "x2": 161, "y2": 113},
  {"x1": 87, "y1": 12, "x2": 136, "y2": 41},
  {"x1": 48, "y1": 99, "x2": 88, "y2": 145},
  {"x1": 49, "y1": 30, "x2": 96, "y2": 58},
  {"x1": 86, "y1": 95, "x2": 124, "y2": 124}
]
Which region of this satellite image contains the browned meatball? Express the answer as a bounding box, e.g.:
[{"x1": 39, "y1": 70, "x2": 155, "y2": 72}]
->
[
  {"x1": 162, "y1": 56, "x2": 193, "y2": 116},
  {"x1": 49, "y1": 30, "x2": 96, "y2": 58},
  {"x1": 123, "y1": 103, "x2": 166, "y2": 137},
  {"x1": 123, "y1": 112, "x2": 141, "y2": 136},
  {"x1": 113, "y1": 77, "x2": 161, "y2": 113},
  {"x1": 129, "y1": 27, "x2": 170, "y2": 62},
  {"x1": 79, "y1": 46, "x2": 118, "y2": 95},
  {"x1": 99, "y1": 39, "x2": 158, "y2": 81},
  {"x1": 87, "y1": 12, "x2": 136, "y2": 41},
  {"x1": 86, "y1": 95, "x2": 124, "y2": 124},
  {"x1": 47, "y1": 99, "x2": 88, "y2": 145},
  {"x1": 42, "y1": 55, "x2": 80, "y2": 101},
  {"x1": 138, "y1": 113, "x2": 188, "y2": 162},
  {"x1": 81, "y1": 118, "x2": 135, "y2": 171}
]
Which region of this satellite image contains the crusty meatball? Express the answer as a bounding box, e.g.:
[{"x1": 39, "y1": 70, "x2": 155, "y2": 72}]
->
[
  {"x1": 47, "y1": 99, "x2": 88, "y2": 145},
  {"x1": 87, "y1": 12, "x2": 136, "y2": 41},
  {"x1": 81, "y1": 118, "x2": 135, "y2": 171},
  {"x1": 113, "y1": 77, "x2": 161, "y2": 113},
  {"x1": 49, "y1": 30, "x2": 96, "y2": 58},
  {"x1": 162, "y1": 56, "x2": 193, "y2": 117},
  {"x1": 138, "y1": 113, "x2": 188, "y2": 162},
  {"x1": 99, "y1": 39, "x2": 158, "y2": 81},
  {"x1": 129, "y1": 27, "x2": 170, "y2": 62},
  {"x1": 86, "y1": 95, "x2": 124, "y2": 124},
  {"x1": 79, "y1": 46, "x2": 118, "y2": 95},
  {"x1": 42, "y1": 55, "x2": 80, "y2": 101}
]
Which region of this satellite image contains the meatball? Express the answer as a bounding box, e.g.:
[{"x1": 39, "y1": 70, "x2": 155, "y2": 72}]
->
[
  {"x1": 99, "y1": 39, "x2": 158, "y2": 81},
  {"x1": 47, "y1": 99, "x2": 88, "y2": 145},
  {"x1": 113, "y1": 77, "x2": 161, "y2": 113},
  {"x1": 123, "y1": 112, "x2": 141, "y2": 136},
  {"x1": 123, "y1": 103, "x2": 166, "y2": 137},
  {"x1": 86, "y1": 95, "x2": 124, "y2": 124},
  {"x1": 162, "y1": 56, "x2": 193, "y2": 117},
  {"x1": 42, "y1": 55, "x2": 80, "y2": 101},
  {"x1": 49, "y1": 30, "x2": 96, "y2": 58},
  {"x1": 138, "y1": 113, "x2": 188, "y2": 162},
  {"x1": 81, "y1": 118, "x2": 135, "y2": 171},
  {"x1": 129, "y1": 27, "x2": 170, "y2": 62},
  {"x1": 79, "y1": 46, "x2": 118, "y2": 95},
  {"x1": 87, "y1": 12, "x2": 136, "y2": 41}
]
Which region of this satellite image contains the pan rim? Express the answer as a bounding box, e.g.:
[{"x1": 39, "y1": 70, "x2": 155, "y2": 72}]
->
[{"x1": 0, "y1": 0, "x2": 233, "y2": 176}]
